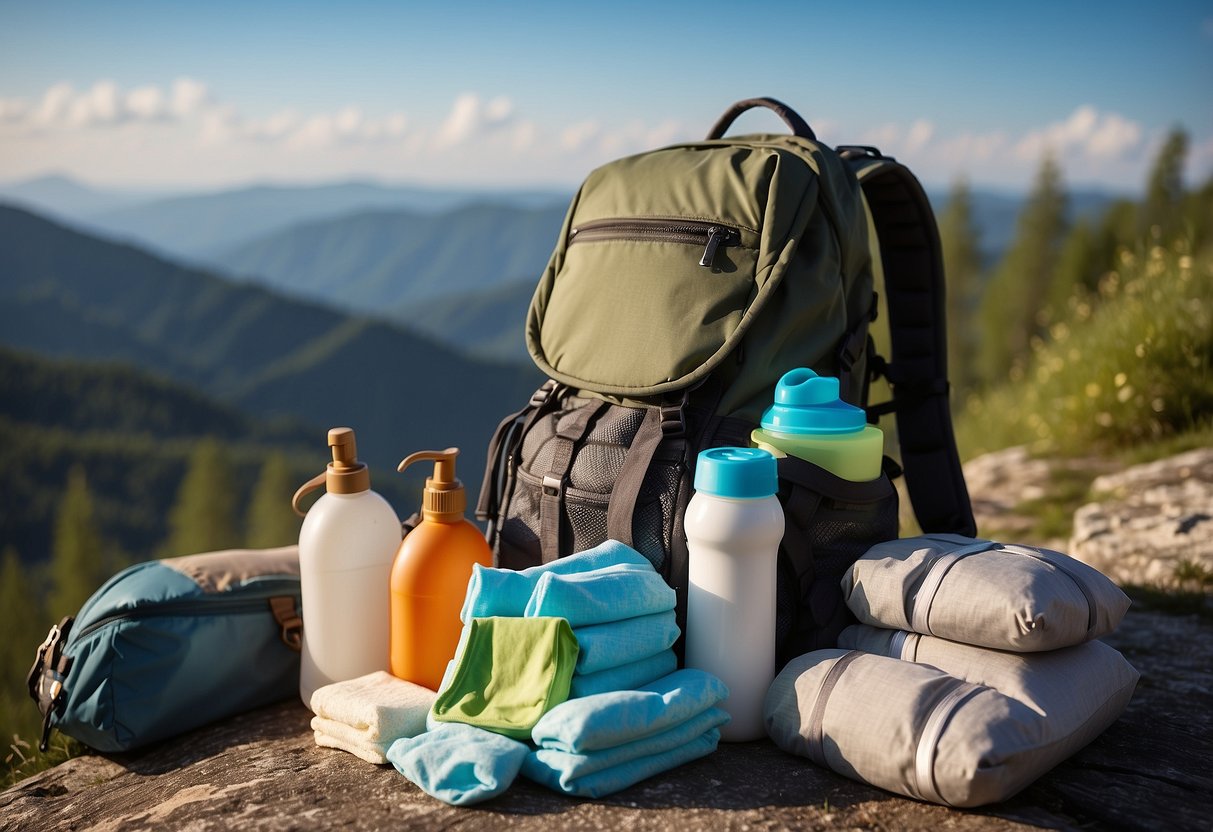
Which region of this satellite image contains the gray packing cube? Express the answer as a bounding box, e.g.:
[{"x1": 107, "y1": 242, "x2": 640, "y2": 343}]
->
[
  {"x1": 841, "y1": 534, "x2": 1130, "y2": 651},
  {"x1": 764, "y1": 648, "x2": 1136, "y2": 807},
  {"x1": 28, "y1": 547, "x2": 303, "y2": 753},
  {"x1": 838, "y1": 624, "x2": 1139, "y2": 719}
]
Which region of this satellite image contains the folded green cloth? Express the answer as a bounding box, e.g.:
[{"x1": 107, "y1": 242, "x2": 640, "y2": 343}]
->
[
  {"x1": 569, "y1": 649, "x2": 678, "y2": 699},
  {"x1": 522, "y1": 707, "x2": 729, "y2": 797},
  {"x1": 533, "y1": 669, "x2": 729, "y2": 753},
  {"x1": 573, "y1": 611, "x2": 680, "y2": 675},
  {"x1": 387, "y1": 723, "x2": 529, "y2": 806},
  {"x1": 461, "y1": 540, "x2": 654, "y2": 621},
  {"x1": 431, "y1": 616, "x2": 579, "y2": 740},
  {"x1": 525, "y1": 563, "x2": 676, "y2": 627}
]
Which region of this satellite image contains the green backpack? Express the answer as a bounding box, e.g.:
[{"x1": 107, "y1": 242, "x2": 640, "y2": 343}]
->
[{"x1": 477, "y1": 98, "x2": 975, "y2": 664}]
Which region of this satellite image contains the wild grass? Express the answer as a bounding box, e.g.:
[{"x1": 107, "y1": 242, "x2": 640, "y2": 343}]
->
[{"x1": 957, "y1": 242, "x2": 1212, "y2": 460}]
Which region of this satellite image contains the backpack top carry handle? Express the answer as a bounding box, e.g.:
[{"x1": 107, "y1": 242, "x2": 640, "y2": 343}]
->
[{"x1": 705, "y1": 97, "x2": 817, "y2": 141}]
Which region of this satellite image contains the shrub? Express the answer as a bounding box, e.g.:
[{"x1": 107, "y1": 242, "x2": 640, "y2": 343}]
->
[{"x1": 957, "y1": 242, "x2": 1212, "y2": 458}]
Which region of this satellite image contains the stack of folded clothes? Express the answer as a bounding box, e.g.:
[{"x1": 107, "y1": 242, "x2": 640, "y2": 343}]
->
[
  {"x1": 461, "y1": 540, "x2": 680, "y2": 697},
  {"x1": 309, "y1": 671, "x2": 436, "y2": 764},
  {"x1": 522, "y1": 669, "x2": 730, "y2": 798},
  {"x1": 387, "y1": 539, "x2": 728, "y2": 806}
]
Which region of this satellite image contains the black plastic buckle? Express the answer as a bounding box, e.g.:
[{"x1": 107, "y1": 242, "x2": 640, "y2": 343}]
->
[
  {"x1": 529, "y1": 380, "x2": 558, "y2": 408},
  {"x1": 659, "y1": 405, "x2": 685, "y2": 436}
]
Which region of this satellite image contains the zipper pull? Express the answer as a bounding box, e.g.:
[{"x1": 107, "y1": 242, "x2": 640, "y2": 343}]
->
[{"x1": 699, "y1": 227, "x2": 730, "y2": 268}]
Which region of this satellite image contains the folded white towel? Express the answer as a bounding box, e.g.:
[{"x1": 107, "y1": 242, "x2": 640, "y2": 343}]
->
[
  {"x1": 309, "y1": 670, "x2": 436, "y2": 743},
  {"x1": 313, "y1": 728, "x2": 391, "y2": 765}
]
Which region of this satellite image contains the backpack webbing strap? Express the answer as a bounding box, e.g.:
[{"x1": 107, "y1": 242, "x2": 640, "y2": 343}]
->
[
  {"x1": 605, "y1": 404, "x2": 685, "y2": 549},
  {"x1": 539, "y1": 400, "x2": 608, "y2": 561},
  {"x1": 842, "y1": 150, "x2": 977, "y2": 537},
  {"x1": 477, "y1": 380, "x2": 564, "y2": 524}
]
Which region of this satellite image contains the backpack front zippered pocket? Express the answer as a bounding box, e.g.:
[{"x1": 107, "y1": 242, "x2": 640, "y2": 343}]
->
[
  {"x1": 71, "y1": 589, "x2": 297, "y2": 643},
  {"x1": 569, "y1": 218, "x2": 744, "y2": 268}
]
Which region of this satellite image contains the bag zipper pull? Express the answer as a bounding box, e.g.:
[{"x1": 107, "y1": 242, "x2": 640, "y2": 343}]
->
[{"x1": 699, "y1": 226, "x2": 731, "y2": 268}]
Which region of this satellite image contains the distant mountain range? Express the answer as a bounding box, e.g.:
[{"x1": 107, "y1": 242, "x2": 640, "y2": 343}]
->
[
  {"x1": 214, "y1": 202, "x2": 567, "y2": 308},
  {"x1": 0, "y1": 206, "x2": 544, "y2": 495},
  {"x1": 0, "y1": 172, "x2": 1128, "y2": 367},
  {"x1": 0, "y1": 174, "x2": 569, "y2": 262}
]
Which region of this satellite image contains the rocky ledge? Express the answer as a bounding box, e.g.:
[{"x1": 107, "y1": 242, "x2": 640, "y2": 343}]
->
[{"x1": 3, "y1": 449, "x2": 1212, "y2": 831}]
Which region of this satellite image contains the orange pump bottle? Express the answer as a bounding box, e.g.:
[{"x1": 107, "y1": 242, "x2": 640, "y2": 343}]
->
[{"x1": 390, "y1": 448, "x2": 492, "y2": 691}]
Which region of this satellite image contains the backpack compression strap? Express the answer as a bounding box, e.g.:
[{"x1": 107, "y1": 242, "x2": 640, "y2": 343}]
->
[{"x1": 840, "y1": 148, "x2": 977, "y2": 537}]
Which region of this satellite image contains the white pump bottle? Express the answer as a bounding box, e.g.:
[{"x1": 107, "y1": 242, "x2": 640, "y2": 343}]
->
[{"x1": 292, "y1": 427, "x2": 401, "y2": 707}]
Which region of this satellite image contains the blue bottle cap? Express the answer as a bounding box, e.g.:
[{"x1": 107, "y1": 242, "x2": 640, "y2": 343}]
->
[
  {"x1": 694, "y1": 447, "x2": 778, "y2": 499},
  {"x1": 760, "y1": 368, "x2": 866, "y2": 435}
]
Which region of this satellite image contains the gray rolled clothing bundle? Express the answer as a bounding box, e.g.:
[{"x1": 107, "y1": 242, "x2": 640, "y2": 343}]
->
[{"x1": 764, "y1": 534, "x2": 1139, "y2": 807}]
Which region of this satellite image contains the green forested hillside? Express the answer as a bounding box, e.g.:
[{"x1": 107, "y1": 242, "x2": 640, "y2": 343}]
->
[
  {"x1": 0, "y1": 347, "x2": 415, "y2": 565},
  {"x1": 0, "y1": 205, "x2": 543, "y2": 479}
]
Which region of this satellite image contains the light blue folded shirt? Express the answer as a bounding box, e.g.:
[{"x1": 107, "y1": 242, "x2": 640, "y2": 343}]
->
[
  {"x1": 524, "y1": 563, "x2": 675, "y2": 627},
  {"x1": 522, "y1": 727, "x2": 723, "y2": 799},
  {"x1": 461, "y1": 540, "x2": 654, "y2": 621},
  {"x1": 573, "y1": 611, "x2": 680, "y2": 675},
  {"x1": 387, "y1": 723, "x2": 529, "y2": 806},
  {"x1": 569, "y1": 649, "x2": 678, "y2": 700},
  {"x1": 534, "y1": 669, "x2": 730, "y2": 753}
]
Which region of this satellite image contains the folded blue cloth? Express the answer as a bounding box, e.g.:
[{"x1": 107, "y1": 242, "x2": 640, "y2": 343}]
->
[
  {"x1": 522, "y1": 727, "x2": 723, "y2": 798},
  {"x1": 524, "y1": 563, "x2": 675, "y2": 627},
  {"x1": 461, "y1": 540, "x2": 654, "y2": 621},
  {"x1": 569, "y1": 649, "x2": 678, "y2": 699},
  {"x1": 387, "y1": 723, "x2": 529, "y2": 806},
  {"x1": 573, "y1": 611, "x2": 680, "y2": 675},
  {"x1": 523, "y1": 705, "x2": 729, "y2": 797},
  {"x1": 535, "y1": 669, "x2": 729, "y2": 753}
]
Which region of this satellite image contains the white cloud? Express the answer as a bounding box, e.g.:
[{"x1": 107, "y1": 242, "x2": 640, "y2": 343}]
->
[
  {"x1": 1014, "y1": 105, "x2": 1142, "y2": 161},
  {"x1": 0, "y1": 97, "x2": 28, "y2": 123},
  {"x1": 171, "y1": 78, "x2": 212, "y2": 118},
  {"x1": 125, "y1": 85, "x2": 167, "y2": 121},
  {"x1": 560, "y1": 120, "x2": 600, "y2": 151},
  {"x1": 434, "y1": 93, "x2": 514, "y2": 148}
]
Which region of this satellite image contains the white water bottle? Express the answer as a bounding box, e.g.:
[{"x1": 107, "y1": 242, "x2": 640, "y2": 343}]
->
[
  {"x1": 292, "y1": 427, "x2": 402, "y2": 707},
  {"x1": 684, "y1": 447, "x2": 784, "y2": 741}
]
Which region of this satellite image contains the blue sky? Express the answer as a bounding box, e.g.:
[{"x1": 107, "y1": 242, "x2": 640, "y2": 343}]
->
[{"x1": 1, "y1": 0, "x2": 1210, "y2": 192}]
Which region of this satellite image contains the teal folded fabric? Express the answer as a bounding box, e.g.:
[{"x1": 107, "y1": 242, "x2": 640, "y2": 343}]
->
[
  {"x1": 431, "y1": 616, "x2": 579, "y2": 740},
  {"x1": 522, "y1": 727, "x2": 723, "y2": 798},
  {"x1": 573, "y1": 611, "x2": 680, "y2": 675},
  {"x1": 524, "y1": 705, "x2": 729, "y2": 795},
  {"x1": 461, "y1": 540, "x2": 654, "y2": 621},
  {"x1": 525, "y1": 563, "x2": 675, "y2": 627},
  {"x1": 569, "y1": 649, "x2": 678, "y2": 699},
  {"x1": 387, "y1": 723, "x2": 528, "y2": 806},
  {"x1": 535, "y1": 669, "x2": 729, "y2": 753}
]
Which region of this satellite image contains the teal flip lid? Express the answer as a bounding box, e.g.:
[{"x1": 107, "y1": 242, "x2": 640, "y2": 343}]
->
[
  {"x1": 760, "y1": 368, "x2": 866, "y2": 435},
  {"x1": 694, "y1": 447, "x2": 777, "y2": 499}
]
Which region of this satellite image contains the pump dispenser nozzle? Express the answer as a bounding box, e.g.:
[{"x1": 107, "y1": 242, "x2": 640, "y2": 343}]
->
[
  {"x1": 292, "y1": 426, "x2": 372, "y2": 516},
  {"x1": 398, "y1": 447, "x2": 465, "y2": 522}
]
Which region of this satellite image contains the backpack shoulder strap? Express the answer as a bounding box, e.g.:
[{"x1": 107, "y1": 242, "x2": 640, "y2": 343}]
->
[{"x1": 839, "y1": 147, "x2": 977, "y2": 537}]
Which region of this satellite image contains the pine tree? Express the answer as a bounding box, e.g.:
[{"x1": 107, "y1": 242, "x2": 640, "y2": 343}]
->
[
  {"x1": 46, "y1": 466, "x2": 110, "y2": 616},
  {"x1": 1141, "y1": 128, "x2": 1188, "y2": 243},
  {"x1": 938, "y1": 178, "x2": 983, "y2": 402},
  {"x1": 246, "y1": 453, "x2": 301, "y2": 549},
  {"x1": 978, "y1": 153, "x2": 1069, "y2": 382},
  {"x1": 162, "y1": 439, "x2": 241, "y2": 556},
  {"x1": 0, "y1": 548, "x2": 42, "y2": 689}
]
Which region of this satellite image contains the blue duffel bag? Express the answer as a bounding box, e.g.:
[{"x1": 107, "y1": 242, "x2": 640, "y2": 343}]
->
[{"x1": 28, "y1": 546, "x2": 303, "y2": 753}]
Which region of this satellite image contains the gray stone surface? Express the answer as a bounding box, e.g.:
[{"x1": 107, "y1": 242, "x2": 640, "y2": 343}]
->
[
  {"x1": 1070, "y1": 448, "x2": 1213, "y2": 588},
  {"x1": 3, "y1": 604, "x2": 1210, "y2": 832}
]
